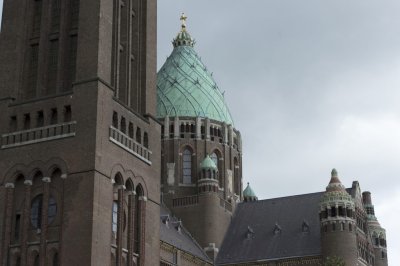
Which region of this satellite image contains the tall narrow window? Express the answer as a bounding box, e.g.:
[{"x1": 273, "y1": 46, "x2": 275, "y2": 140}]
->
[
  {"x1": 64, "y1": 106, "x2": 72, "y2": 122},
  {"x1": 36, "y1": 111, "x2": 44, "y2": 127},
  {"x1": 27, "y1": 44, "x2": 39, "y2": 98},
  {"x1": 34, "y1": 255, "x2": 40, "y2": 266},
  {"x1": 50, "y1": 0, "x2": 61, "y2": 32},
  {"x1": 67, "y1": 35, "x2": 78, "y2": 90},
  {"x1": 32, "y1": 0, "x2": 43, "y2": 37},
  {"x1": 47, "y1": 39, "x2": 59, "y2": 95},
  {"x1": 52, "y1": 253, "x2": 59, "y2": 266},
  {"x1": 112, "y1": 201, "x2": 118, "y2": 233},
  {"x1": 31, "y1": 195, "x2": 43, "y2": 229},
  {"x1": 70, "y1": 0, "x2": 80, "y2": 29},
  {"x1": 10, "y1": 116, "x2": 17, "y2": 132},
  {"x1": 182, "y1": 149, "x2": 192, "y2": 184},
  {"x1": 128, "y1": 123, "x2": 134, "y2": 138},
  {"x1": 14, "y1": 214, "x2": 21, "y2": 241},
  {"x1": 31, "y1": 195, "x2": 57, "y2": 229},
  {"x1": 120, "y1": 117, "x2": 126, "y2": 133},
  {"x1": 136, "y1": 128, "x2": 141, "y2": 144},
  {"x1": 24, "y1": 114, "x2": 31, "y2": 130},
  {"x1": 112, "y1": 112, "x2": 118, "y2": 128},
  {"x1": 50, "y1": 108, "x2": 58, "y2": 125}
]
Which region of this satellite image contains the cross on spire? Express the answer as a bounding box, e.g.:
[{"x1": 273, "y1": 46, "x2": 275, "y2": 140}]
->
[{"x1": 180, "y1": 13, "x2": 188, "y2": 31}]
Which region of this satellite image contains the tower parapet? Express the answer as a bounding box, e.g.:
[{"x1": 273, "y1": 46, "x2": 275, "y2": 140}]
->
[{"x1": 320, "y1": 169, "x2": 357, "y2": 265}]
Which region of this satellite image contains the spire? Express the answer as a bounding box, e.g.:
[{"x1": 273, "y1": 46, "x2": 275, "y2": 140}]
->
[
  {"x1": 326, "y1": 168, "x2": 346, "y2": 193},
  {"x1": 173, "y1": 13, "x2": 195, "y2": 47}
]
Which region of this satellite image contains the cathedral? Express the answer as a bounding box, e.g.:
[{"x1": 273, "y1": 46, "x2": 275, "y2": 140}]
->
[{"x1": 0, "y1": 1, "x2": 388, "y2": 266}]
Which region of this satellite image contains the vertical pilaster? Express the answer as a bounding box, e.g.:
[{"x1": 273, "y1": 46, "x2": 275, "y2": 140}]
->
[
  {"x1": 127, "y1": 191, "x2": 135, "y2": 266},
  {"x1": 36, "y1": 0, "x2": 51, "y2": 97},
  {"x1": 174, "y1": 117, "x2": 179, "y2": 139},
  {"x1": 117, "y1": 186, "x2": 124, "y2": 265},
  {"x1": 1, "y1": 183, "x2": 15, "y2": 266},
  {"x1": 39, "y1": 177, "x2": 50, "y2": 266},
  {"x1": 164, "y1": 116, "x2": 170, "y2": 139},
  {"x1": 138, "y1": 196, "x2": 146, "y2": 266},
  {"x1": 21, "y1": 180, "x2": 32, "y2": 266}
]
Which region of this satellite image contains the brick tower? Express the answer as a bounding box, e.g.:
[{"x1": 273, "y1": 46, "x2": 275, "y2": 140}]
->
[
  {"x1": 319, "y1": 169, "x2": 358, "y2": 265},
  {"x1": 157, "y1": 15, "x2": 243, "y2": 252},
  {"x1": 0, "y1": 0, "x2": 160, "y2": 265}
]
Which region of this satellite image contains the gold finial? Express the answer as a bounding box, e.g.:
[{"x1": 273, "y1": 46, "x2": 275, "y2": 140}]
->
[{"x1": 180, "y1": 12, "x2": 188, "y2": 31}]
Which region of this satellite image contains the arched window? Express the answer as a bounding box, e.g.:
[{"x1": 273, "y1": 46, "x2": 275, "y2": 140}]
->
[
  {"x1": 182, "y1": 148, "x2": 192, "y2": 184},
  {"x1": 112, "y1": 201, "x2": 118, "y2": 233},
  {"x1": 112, "y1": 112, "x2": 118, "y2": 128},
  {"x1": 136, "y1": 128, "x2": 141, "y2": 144},
  {"x1": 210, "y1": 153, "x2": 218, "y2": 169},
  {"x1": 31, "y1": 195, "x2": 57, "y2": 229},
  {"x1": 34, "y1": 255, "x2": 40, "y2": 266},
  {"x1": 52, "y1": 253, "x2": 59, "y2": 266},
  {"x1": 128, "y1": 123, "x2": 134, "y2": 138},
  {"x1": 120, "y1": 117, "x2": 126, "y2": 133}
]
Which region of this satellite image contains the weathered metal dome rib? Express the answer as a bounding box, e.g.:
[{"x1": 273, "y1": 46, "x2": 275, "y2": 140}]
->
[{"x1": 156, "y1": 15, "x2": 234, "y2": 125}]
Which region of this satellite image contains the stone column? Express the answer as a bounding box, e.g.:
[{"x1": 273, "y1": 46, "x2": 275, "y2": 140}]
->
[
  {"x1": 164, "y1": 116, "x2": 170, "y2": 139},
  {"x1": 138, "y1": 196, "x2": 147, "y2": 266},
  {"x1": 21, "y1": 180, "x2": 33, "y2": 266},
  {"x1": 40, "y1": 177, "x2": 51, "y2": 266},
  {"x1": 127, "y1": 191, "x2": 136, "y2": 266},
  {"x1": 174, "y1": 116, "x2": 179, "y2": 139},
  {"x1": 1, "y1": 183, "x2": 15, "y2": 266},
  {"x1": 196, "y1": 117, "x2": 201, "y2": 139},
  {"x1": 117, "y1": 185, "x2": 125, "y2": 266}
]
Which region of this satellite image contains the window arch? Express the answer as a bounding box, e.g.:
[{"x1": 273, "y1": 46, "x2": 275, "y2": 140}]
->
[{"x1": 182, "y1": 148, "x2": 193, "y2": 184}]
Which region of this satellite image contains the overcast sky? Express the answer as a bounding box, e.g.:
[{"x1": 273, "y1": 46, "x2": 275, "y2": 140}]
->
[
  {"x1": 157, "y1": 1, "x2": 400, "y2": 264},
  {"x1": 1, "y1": 0, "x2": 399, "y2": 264}
]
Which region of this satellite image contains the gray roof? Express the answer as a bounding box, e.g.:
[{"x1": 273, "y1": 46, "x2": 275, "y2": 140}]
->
[
  {"x1": 160, "y1": 205, "x2": 211, "y2": 263},
  {"x1": 216, "y1": 192, "x2": 324, "y2": 265}
]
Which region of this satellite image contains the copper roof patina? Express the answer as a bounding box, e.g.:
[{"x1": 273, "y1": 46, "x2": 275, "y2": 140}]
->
[{"x1": 157, "y1": 14, "x2": 234, "y2": 125}]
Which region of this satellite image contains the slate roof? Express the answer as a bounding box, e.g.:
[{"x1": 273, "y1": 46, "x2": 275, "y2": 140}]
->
[
  {"x1": 216, "y1": 192, "x2": 324, "y2": 265},
  {"x1": 160, "y1": 205, "x2": 211, "y2": 263}
]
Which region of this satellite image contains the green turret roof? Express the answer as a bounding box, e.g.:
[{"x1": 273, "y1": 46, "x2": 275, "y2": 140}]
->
[
  {"x1": 157, "y1": 14, "x2": 234, "y2": 125},
  {"x1": 243, "y1": 182, "x2": 257, "y2": 198},
  {"x1": 200, "y1": 155, "x2": 217, "y2": 170}
]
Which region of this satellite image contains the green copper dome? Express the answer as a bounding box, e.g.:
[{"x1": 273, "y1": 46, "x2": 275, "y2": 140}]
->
[
  {"x1": 200, "y1": 155, "x2": 218, "y2": 170},
  {"x1": 157, "y1": 15, "x2": 234, "y2": 125},
  {"x1": 243, "y1": 183, "x2": 257, "y2": 198}
]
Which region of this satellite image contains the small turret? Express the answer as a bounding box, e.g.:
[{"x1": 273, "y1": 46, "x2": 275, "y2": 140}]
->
[
  {"x1": 320, "y1": 169, "x2": 357, "y2": 265},
  {"x1": 243, "y1": 183, "x2": 258, "y2": 202},
  {"x1": 363, "y1": 191, "x2": 388, "y2": 266},
  {"x1": 198, "y1": 155, "x2": 219, "y2": 193}
]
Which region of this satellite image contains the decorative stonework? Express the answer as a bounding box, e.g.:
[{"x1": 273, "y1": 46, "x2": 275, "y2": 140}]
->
[
  {"x1": 1, "y1": 121, "x2": 77, "y2": 149},
  {"x1": 109, "y1": 126, "x2": 152, "y2": 165}
]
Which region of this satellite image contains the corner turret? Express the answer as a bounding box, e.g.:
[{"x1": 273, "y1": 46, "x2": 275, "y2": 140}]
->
[
  {"x1": 363, "y1": 191, "x2": 388, "y2": 266},
  {"x1": 320, "y1": 169, "x2": 357, "y2": 265},
  {"x1": 243, "y1": 182, "x2": 258, "y2": 202}
]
